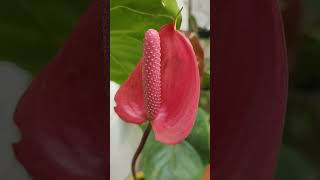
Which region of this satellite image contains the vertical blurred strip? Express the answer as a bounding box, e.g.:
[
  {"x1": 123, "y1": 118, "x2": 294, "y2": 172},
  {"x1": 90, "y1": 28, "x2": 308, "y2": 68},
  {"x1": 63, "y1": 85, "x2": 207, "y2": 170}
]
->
[
  {"x1": 212, "y1": 0, "x2": 288, "y2": 179},
  {"x1": 13, "y1": 0, "x2": 108, "y2": 179},
  {"x1": 101, "y1": 0, "x2": 110, "y2": 178}
]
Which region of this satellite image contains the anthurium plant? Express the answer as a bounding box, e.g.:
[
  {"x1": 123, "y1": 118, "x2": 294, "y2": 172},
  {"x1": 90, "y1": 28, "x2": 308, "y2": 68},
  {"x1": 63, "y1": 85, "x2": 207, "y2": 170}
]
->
[
  {"x1": 114, "y1": 23, "x2": 200, "y2": 144},
  {"x1": 111, "y1": 0, "x2": 210, "y2": 179},
  {"x1": 6, "y1": 0, "x2": 288, "y2": 179}
]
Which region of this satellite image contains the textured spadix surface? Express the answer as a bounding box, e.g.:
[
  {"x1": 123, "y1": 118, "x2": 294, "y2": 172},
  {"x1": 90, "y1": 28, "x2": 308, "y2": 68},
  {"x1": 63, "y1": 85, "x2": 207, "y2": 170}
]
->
[
  {"x1": 142, "y1": 29, "x2": 161, "y2": 120},
  {"x1": 13, "y1": 1, "x2": 107, "y2": 179},
  {"x1": 115, "y1": 23, "x2": 200, "y2": 144}
]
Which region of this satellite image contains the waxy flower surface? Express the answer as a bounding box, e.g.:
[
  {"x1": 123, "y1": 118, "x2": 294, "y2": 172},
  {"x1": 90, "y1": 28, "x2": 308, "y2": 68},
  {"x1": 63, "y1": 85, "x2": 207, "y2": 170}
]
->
[{"x1": 115, "y1": 22, "x2": 200, "y2": 144}]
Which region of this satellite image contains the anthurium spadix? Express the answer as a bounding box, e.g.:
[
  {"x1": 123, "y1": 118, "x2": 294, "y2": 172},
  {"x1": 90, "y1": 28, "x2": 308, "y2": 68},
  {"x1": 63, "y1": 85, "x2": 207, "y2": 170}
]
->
[{"x1": 114, "y1": 22, "x2": 200, "y2": 144}]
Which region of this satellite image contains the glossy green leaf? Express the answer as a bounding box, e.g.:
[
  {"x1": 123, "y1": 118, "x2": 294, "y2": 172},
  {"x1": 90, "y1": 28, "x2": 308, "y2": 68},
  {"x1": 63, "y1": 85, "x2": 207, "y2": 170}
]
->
[
  {"x1": 142, "y1": 132, "x2": 204, "y2": 180},
  {"x1": 275, "y1": 146, "x2": 315, "y2": 180},
  {"x1": 186, "y1": 108, "x2": 210, "y2": 164},
  {"x1": 110, "y1": 0, "x2": 180, "y2": 83},
  {"x1": 0, "y1": 0, "x2": 90, "y2": 74}
]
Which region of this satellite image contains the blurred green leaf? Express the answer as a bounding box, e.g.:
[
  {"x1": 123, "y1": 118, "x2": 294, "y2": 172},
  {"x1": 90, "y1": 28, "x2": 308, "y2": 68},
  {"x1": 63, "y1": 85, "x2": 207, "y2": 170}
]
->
[
  {"x1": 110, "y1": 0, "x2": 180, "y2": 83},
  {"x1": 186, "y1": 108, "x2": 210, "y2": 164},
  {"x1": 201, "y1": 72, "x2": 210, "y2": 90},
  {"x1": 275, "y1": 146, "x2": 315, "y2": 180},
  {"x1": 199, "y1": 90, "x2": 210, "y2": 113},
  {"x1": 302, "y1": 0, "x2": 320, "y2": 33},
  {"x1": 0, "y1": 0, "x2": 90, "y2": 74},
  {"x1": 292, "y1": 35, "x2": 320, "y2": 90},
  {"x1": 142, "y1": 132, "x2": 204, "y2": 180}
]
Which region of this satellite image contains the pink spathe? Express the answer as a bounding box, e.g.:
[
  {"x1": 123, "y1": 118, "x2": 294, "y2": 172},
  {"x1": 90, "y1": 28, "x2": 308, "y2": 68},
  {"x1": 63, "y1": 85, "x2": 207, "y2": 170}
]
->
[{"x1": 114, "y1": 22, "x2": 200, "y2": 145}]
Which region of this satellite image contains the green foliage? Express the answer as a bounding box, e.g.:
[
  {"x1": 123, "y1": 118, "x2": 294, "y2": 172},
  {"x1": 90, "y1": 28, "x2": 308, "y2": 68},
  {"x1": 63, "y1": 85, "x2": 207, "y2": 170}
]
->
[
  {"x1": 111, "y1": 1, "x2": 207, "y2": 179},
  {"x1": 142, "y1": 132, "x2": 204, "y2": 180},
  {"x1": 302, "y1": 0, "x2": 320, "y2": 32},
  {"x1": 110, "y1": 0, "x2": 180, "y2": 83},
  {"x1": 0, "y1": 0, "x2": 90, "y2": 74},
  {"x1": 139, "y1": 108, "x2": 210, "y2": 179},
  {"x1": 186, "y1": 108, "x2": 210, "y2": 164},
  {"x1": 281, "y1": 0, "x2": 320, "y2": 176},
  {"x1": 292, "y1": 35, "x2": 320, "y2": 90},
  {"x1": 275, "y1": 146, "x2": 315, "y2": 180}
]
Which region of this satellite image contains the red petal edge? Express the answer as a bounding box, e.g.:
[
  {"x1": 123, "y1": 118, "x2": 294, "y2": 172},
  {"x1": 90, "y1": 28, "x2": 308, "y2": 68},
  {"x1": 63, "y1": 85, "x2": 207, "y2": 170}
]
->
[
  {"x1": 152, "y1": 23, "x2": 200, "y2": 144},
  {"x1": 114, "y1": 61, "x2": 146, "y2": 124}
]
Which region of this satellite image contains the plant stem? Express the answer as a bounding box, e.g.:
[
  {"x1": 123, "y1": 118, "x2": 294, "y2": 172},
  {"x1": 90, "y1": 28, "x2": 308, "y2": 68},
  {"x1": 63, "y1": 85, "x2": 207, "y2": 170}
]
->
[
  {"x1": 131, "y1": 123, "x2": 152, "y2": 180},
  {"x1": 175, "y1": 7, "x2": 183, "y2": 20}
]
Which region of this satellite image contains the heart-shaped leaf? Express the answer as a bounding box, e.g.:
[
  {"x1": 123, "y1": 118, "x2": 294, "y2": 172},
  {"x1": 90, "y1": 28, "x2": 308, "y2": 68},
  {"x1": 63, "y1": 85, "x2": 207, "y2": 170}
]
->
[
  {"x1": 110, "y1": 0, "x2": 180, "y2": 83},
  {"x1": 142, "y1": 132, "x2": 204, "y2": 180},
  {"x1": 186, "y1": 108, "x2": 210, "y2": 164}
]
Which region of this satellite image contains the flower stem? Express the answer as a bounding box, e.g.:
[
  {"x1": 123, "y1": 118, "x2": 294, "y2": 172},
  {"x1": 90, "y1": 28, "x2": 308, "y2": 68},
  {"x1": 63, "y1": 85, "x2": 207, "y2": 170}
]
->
[
  {"x1": 131, "y1": 123, "x2": 152, "y2": 180},
  {"x1": 175, "y1": 7, "x2": 183, "y2": 20}
]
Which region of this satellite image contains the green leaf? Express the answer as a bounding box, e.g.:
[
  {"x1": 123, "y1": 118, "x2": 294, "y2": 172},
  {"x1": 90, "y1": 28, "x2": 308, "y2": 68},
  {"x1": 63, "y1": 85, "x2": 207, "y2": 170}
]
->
[
  {"x1": 292, "y1": 35, "x2": 320, "y2": 90},
  {"x1": 186, "y1": 108, "x2": 210, "y2": 164},
  {"x1": 302, "y1": 0, "x2": 320, "y2": 34},
  {"x1": 0, "y1": 0, "x2": 90, "y2": 74},
  {"x1": 275, "y1": 146, "x2": 315, "y2": 180},
  {"x1": 142, "y1": 132, "x2": 204, "y2": 180},
  {"x1": 110, "y1": 0, "x2": 180, "y2": 83}
]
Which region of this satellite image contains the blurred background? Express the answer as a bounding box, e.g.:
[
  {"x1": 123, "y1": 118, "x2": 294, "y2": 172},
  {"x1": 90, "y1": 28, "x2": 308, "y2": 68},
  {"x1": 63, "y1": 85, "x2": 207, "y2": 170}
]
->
[
  {"x1": 0, "y1": 1, "x2": 93, "y2": 179},
  {"x1": 0, "y1": 0, "x2": 319, "y2": 179},
  {"x1": 180, "y1": 0, "x2": 320, "y2": 178},
  {"x1": 177, "y1": 0, "x2": 320, "y2": 178},
  {"x1": 276, "y1": 0, "x2": 320, "y2": 179}
]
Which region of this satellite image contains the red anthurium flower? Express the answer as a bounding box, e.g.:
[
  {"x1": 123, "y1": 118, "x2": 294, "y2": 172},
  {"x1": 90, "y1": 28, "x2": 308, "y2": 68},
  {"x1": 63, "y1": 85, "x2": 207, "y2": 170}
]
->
[
  {"x1": 13, "y1": 1, "x2": 107, "y2": 179},
  {"x1": 114, "y1": 22, "x2": 200, "y2": 144},
  {"x1": 213, "y1": 0, "x2": 288, "y2": 179}
]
